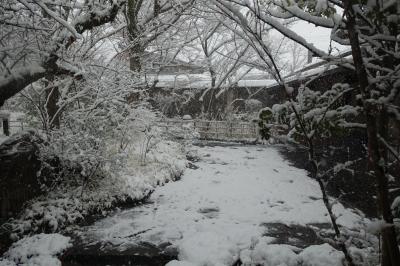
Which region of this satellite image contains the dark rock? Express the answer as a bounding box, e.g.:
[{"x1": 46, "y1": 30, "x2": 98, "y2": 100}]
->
[
  {"x1": 0, "y1": 131, "x2": 43, "y2": 220},
  {"x1": 197, "y1": 206, "x2": 220, "y2": 218},
  {"x1": 61, "y1": 241, "x2": 177, "y2": 266},
  {"x1": 187, "y1": 162, "x2": 199, "y2": 170},
  {"x1": 186, "y1": 154, "x2": 200, "y2": 163}
]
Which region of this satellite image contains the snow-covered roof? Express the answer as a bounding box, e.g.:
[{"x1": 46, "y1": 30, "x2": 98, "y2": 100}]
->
[
  {"x1": 265, "y1": 50, "x2": 353, "y2": 89},
  {"x1": 148, "y1": 73, "x2": 276, "y2": 89},
  {"x1": 148, "y1": 50, "x2": 353, "y2": 90},
  {"x1": 237, "y1": 79, "x2": 276, "y2": 87},
  {"x1": 152, "y1": 74, "x2": 211, "y2": 88}
]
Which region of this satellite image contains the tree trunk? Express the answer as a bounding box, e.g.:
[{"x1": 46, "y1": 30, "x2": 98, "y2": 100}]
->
[
  {"x1": 45, "y1": 86, "x2": 60, "y2": 129},
  {"x1": 126, "y1": 0, "x2": 145, "y2": 72},
  {"x1": 129, "y1": 44, "x2": 144, "y2": 72},
  {"x1": 154, "y1": 0, "x2": 161, "y2": 17},
  {"x1": 2, "y1": 118, "x2": 9, "y2": 136},
  {"x1": 343, "y1": 2, "x2": 400, "y2": 265}
]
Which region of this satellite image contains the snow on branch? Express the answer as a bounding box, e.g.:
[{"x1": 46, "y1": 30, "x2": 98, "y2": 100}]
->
[
  {"x1": 73, "y1": 0, "x2": 126, "y2": 34},
  {"x1": 213, "y1": 0, "x2": 328, "y2": 59},
  {"x1": 0, "y1": 63, "x2": 47, "y2": 107},
  {"x1": 35, "y1": 0, "x2": 81, "y2": 39},
  {"x1": 0, "y1": 0, "x2": 127, "y2": 107},
  {"x1": 270, "y1": 0, "x2": 343, "y2": 29}
]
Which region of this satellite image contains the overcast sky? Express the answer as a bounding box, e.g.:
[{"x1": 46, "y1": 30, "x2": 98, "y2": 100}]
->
[{"x1": 292, "y1": 21, "x2": 347, "y2": 54}]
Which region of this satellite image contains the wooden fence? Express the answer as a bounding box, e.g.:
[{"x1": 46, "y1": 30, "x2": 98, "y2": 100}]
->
[
  {"x1": 160, "y1": 119, "x2": 259, "y2": 141},
  {"x1": 1, "y1": 120, "x2": 25, "y2": 136}
]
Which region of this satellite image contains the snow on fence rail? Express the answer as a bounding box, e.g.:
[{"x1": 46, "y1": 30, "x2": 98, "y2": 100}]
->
[{"x1": 160, "y1": 119, "x2": 259, "y2": 140}]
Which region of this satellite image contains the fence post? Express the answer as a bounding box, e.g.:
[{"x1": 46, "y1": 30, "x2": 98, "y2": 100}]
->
[
  {"x1": 3, "y1": 119, "x2": 9, "y2": 136},
  {"x1": 0, "y1": 111, "x2": 10, "y2": 136}
]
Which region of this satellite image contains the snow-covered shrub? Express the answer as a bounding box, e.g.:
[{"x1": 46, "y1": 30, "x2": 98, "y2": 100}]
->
[
  {"x1": 257, "y1": 83, "x2": 360, "y2": 143},
  {"x1": 391, "y1": 196, "x2": 400, "y2": 220},
  {"x1": 164, "y1": 121, "x2": 200, "y2": 142},
  {"x1": 153, "y1": 89, "x2": 195, "y2": 117},
  {"x1": 245, "y1": 99, "x2": 262, "y2": 113},
  {"x1": 5, "y1": 62, "x2": 189, "y2": 239},
  {"x1": 7, "y1": 130, "x2": 187, "y2": 238},
  {"x1": 0, "y1": 233, "x2": 71, "y2": 266},
  {"x1": 257, "y1": 107, "x2": 273, "y2": 140}
]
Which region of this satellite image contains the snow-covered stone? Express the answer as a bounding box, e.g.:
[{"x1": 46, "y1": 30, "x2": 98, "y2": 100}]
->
[
  {"x1": 299, "y1": 244, "x2": 344, "y2": 266},
  {"x1": 240, "y1": 241, "x2": 299, "y2": 266},
  {"x1": 182, "y1": 115, "x2": 192, "y2": 120}
]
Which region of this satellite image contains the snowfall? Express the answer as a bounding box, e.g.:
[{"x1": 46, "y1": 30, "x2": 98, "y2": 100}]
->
[{"x1": 1, "y1": 143, "x2": 376, "y2": 266}]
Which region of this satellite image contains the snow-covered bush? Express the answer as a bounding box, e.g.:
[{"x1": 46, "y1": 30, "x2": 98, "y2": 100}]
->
[
  {"x1": 257, "y1": 107, "x2": 273, "y2": 140},
  {"x1": 0, "y1": 233, "x2": 71, "y2": 266},
  {"x1": 244, "y1": 99, "x2": 262, "y2": 113},
  {"x1": 391, "y1": 196, "x2": 400, "y2": 221},
  {"x1": 153, "y1": 89, "x2": 195, "y2": 117},
  {"x1": 257, "y1": 83, "x2": 360, "y2": 143},
  {"x1": 4, "y1": 62, "x2": 189, "y2": 240},
  {"x1": 7, "y1": 128, "x2": 187, "y2": 239}
]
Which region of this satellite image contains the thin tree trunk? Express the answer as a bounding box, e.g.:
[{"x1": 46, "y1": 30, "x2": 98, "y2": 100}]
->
[
  {"x1": 307, "y1": 143, "x2": 355, "y2": 266},
  {"x1": 344, "y1": 2, "x2": 400, "y2": 265},
  {"x1": 126, "y1": 0, "x2": 144, "y2": 72},
  {"x1": 46, "y1": 86, "x2": 60, "y2": 129},
  {"x1": 129, "y1": 44, "x2": 144, "y2": 72}
]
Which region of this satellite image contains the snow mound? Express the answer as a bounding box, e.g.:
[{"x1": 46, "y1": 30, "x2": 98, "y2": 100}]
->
[
  {"x1": 239, "y1": 241, "x2": 343, "y2": 266},
  {"x1": 332, "y1": 203, "x2": 364, "y2": 229},
  {"x1": 166, "y1": 261, "x2": 197, "y2": 266},
  {"x1": 1, "y1": 233, "x2": 71, "y2": 266},
  {"x1": 178, "y1": 232, "x2": 239, "y2": 266},
  {"x1": 174, "y1": 239, "x2": 344, "y2": 266},
  {"x1": 240, "y1": 241, "x2": 299, "y2": 266},
  {"x1": 299, "y1": 243, "x2": 344, "y2": 266}
]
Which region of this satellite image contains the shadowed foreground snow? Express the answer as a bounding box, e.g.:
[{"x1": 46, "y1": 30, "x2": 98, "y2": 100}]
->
[{"x1": 74, "y1": 144, "x2": 367, "y2": 265}]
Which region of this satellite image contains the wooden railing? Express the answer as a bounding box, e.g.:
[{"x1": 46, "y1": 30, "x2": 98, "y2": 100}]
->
[
  {"x1": 160, "y1": 119, "x2": 259, "y2": 140},
  {"x1": 1, "y1": 120, "x2": 25, "y2": 136},
  {"x1": 2, "y1": 118, "x2": 260, "y2": 141}
]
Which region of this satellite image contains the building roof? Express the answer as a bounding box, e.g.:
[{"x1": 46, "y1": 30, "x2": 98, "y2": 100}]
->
[{"x1": 147, "y1": 72, "x2": 276, "y2": 89}]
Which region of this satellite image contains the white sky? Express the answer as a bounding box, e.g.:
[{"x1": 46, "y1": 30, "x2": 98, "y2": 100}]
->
[{"x1": 291, "y1": 21, "x2": 347, "y2": 54}]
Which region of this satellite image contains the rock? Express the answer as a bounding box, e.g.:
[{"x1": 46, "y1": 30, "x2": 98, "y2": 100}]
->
[
  {"x1": 0, "y1": 131, "x2": 43, "y2": 220},
  {"x1": 61, "y1": 241, "x2": 177, "y2": 266}
]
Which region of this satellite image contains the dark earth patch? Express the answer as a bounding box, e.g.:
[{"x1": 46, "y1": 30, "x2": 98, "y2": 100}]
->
[{"x1": 261, "y1": 222, "x2": 333, "y2": 249}]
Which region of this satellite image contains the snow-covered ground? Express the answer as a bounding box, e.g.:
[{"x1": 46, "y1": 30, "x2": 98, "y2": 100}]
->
[{"x1": 71, "y1": 144, "x2": 371, "y2": 265}]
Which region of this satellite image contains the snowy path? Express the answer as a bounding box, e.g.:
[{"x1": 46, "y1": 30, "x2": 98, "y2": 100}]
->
[{"x1": 73, "y1": 144, "x2": 365, "y2": 265}]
